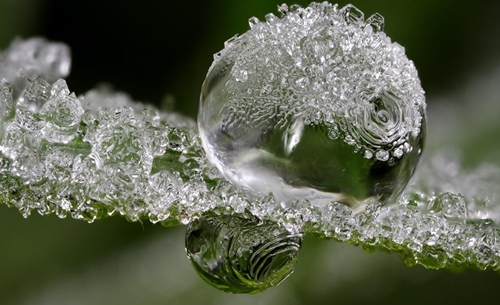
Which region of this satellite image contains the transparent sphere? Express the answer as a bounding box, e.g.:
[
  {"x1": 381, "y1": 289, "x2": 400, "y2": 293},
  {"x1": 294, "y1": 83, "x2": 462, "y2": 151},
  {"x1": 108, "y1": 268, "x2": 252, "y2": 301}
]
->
[
  {"x1": 185, "y1": 215, "x2": 302, "y2": 294},
  {"x1": 198, "y1": 3, "x2": 426, "y2": 210}
]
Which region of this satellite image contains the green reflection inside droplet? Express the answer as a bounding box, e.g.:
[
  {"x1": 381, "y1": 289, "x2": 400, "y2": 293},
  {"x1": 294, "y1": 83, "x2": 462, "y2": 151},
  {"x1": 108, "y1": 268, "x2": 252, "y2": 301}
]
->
[{"x1": 185, "y1": 214, "x2": 302, "y2": 294}]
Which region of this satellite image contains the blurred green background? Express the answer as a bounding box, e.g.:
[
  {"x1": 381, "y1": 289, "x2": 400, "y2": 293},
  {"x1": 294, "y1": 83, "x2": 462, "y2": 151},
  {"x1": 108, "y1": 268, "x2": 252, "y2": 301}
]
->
[{"x1": 1, "y1": 0, "x2": 500, "y2": 304}]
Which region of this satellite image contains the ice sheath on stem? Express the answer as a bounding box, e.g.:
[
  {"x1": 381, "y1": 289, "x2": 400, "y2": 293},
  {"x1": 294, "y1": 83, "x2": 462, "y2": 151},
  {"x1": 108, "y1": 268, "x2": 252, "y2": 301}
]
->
[{"x1": 0, "y1": 3, "x2": 499, "y2": 275}]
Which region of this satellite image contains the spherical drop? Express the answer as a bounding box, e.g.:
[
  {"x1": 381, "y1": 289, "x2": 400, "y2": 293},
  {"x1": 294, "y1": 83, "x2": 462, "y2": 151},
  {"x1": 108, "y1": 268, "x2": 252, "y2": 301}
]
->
[
  {"x1": 185, "y1": 215, "x2": 302, "y2": 294},
  {"x1": 198, "y1": 3, "x2": 426, "y2": 210}
]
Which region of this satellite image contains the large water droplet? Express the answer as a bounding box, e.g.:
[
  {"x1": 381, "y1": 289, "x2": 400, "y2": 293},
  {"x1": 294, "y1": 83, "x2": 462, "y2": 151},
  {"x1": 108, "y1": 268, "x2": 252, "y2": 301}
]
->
[
  {"x1": 185, "y1": 214, "x2": 302, "y2": 294},
  {"x1": 198, "y1": 3, "x2": 426, "y2": 211}
]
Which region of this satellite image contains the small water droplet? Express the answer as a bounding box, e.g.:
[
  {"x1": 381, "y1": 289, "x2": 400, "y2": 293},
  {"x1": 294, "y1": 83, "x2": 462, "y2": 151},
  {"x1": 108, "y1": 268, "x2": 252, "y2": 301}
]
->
[{"x1": 185, "y1": 214, "x2": 302, "y2": 294}]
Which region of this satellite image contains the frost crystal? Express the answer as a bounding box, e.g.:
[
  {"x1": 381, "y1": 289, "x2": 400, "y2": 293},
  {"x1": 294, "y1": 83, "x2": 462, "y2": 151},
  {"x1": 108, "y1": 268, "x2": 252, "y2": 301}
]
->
[{"x1": 0, "y1": 30, "x2": 499, "y2": 270}]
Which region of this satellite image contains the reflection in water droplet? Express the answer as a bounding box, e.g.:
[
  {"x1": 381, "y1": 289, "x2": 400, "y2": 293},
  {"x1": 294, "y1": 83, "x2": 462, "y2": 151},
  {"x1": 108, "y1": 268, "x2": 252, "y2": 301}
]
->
[{"x1": 185, "y1": 214, "x2": 302, "y2": 294}]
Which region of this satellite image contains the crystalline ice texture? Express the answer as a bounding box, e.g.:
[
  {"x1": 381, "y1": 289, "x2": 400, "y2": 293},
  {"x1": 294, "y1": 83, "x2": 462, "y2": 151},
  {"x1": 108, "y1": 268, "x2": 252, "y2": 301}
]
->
[
  {"x1": 0, "y1": 34, "x2": 498, "y2": 271},
  {"x1": 198, "y1": 3, "x2": 426, "y2": 210},
  {"x1": 0, "y1": 76, "x2": 204, "y2": 222}
]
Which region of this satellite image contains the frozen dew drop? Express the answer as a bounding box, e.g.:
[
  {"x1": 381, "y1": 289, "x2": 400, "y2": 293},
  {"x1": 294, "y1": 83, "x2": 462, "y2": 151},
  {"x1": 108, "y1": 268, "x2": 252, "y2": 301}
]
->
[
  {"x1": 198, "y1": 2, "x2": 426, "y2": 211},
  {"x1": 185, "y1": 214, "x2": 302, "y2": 294}
]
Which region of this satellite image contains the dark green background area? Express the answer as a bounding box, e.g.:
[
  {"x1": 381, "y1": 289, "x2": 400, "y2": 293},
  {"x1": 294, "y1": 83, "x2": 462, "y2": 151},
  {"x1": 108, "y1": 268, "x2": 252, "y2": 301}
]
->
[{"x1": 0, "y1": 0, "x2": 500, "y2": 304}]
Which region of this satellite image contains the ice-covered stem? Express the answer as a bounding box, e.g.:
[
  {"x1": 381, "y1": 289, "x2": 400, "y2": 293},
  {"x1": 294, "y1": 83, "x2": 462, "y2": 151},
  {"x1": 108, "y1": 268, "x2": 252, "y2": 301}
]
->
[
  {"x1": 0, "y1": 75, "x2": 213, "y2": 223},
  {"x1": 1, "y1": 76, "x2": 499, "y2": 271},
  {"x1": 0, "y1": 36, "x2": 499, "y2": 271}
]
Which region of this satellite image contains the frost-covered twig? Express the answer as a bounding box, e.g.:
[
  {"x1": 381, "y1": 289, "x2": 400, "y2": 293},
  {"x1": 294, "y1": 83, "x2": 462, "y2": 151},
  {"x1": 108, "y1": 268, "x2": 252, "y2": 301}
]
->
[{"x1": 0, "y1": 34, "x2": 499, "y2": 271}]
